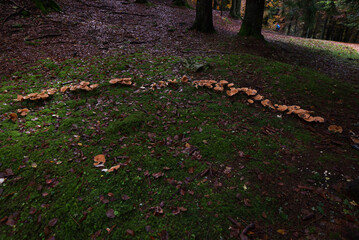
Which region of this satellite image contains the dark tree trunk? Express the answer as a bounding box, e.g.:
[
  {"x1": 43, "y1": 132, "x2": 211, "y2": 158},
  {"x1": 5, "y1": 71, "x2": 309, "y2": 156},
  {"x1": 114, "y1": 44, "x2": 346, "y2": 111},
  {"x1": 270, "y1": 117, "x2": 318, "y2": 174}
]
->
[
  {"x1": 229, "y1": 0, "x2": 241, "y2": 19},
  {"x1": 191, "y1": 0, "x2": 215, "y2": 33},
  {"x1": 349, "y1": 29, "x2": 359, "y2": 43},
  {"x1": 326, "y1": 18, "x2": 335, "y2": 40},
  {"x1": 238, "y1": 0, "x2": 265, "y2": 39},
  {"x1": 321, "y1": 16, "x2": 328, "y2": 39},
  {"x1": 294, "y1": 17, "x2": 298, "y2": 35},
  {"x1": 286, "y1": 16, "x2": 294, "y2": 35}
]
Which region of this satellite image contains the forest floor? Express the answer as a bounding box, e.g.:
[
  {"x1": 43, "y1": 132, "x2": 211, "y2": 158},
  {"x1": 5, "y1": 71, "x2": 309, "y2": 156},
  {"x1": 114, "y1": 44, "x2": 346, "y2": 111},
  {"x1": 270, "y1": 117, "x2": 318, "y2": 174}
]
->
[{"x1": 0, "y1": 0, "x2": 359, "y2": 239}]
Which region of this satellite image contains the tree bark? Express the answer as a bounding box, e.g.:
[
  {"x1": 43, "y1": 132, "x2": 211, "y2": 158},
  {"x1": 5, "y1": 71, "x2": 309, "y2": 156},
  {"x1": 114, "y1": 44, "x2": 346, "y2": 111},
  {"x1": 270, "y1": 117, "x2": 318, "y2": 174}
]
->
[
  {"x1": 320, "y1": 16, "x2": 328, "y2": 40},
  {"x1": 229, "y1": 0, "x2": 241, "y2": 19},
  {"x1": 191, "y1": 0, "x2": 215, "y2": 33},
  {"x1": 238, "y1": 0, "x2": 265, "y2": 39}
]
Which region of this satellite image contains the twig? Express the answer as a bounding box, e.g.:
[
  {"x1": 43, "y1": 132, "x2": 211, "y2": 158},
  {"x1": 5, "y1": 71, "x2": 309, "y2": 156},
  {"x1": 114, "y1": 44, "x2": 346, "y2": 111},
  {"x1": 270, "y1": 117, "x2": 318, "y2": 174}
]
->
[
  {"x1": 70, "y1": 215, "x2": 80, "y2": 227},
  {"x1": 240, "y1": 223, "x2": 255, "y2": 240}
]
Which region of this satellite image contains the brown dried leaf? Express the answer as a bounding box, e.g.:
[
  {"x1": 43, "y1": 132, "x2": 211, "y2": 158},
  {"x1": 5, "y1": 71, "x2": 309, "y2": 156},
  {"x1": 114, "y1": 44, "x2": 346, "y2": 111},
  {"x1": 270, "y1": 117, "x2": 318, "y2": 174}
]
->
[
  {"x1": 48, "y1": 218, "x2": 58, "y2": 227},
  {"x1": 328, "y1": 125, "x2": 343, "y2": 133},
  {"x1": 106, "y1": 209, "x2": 115, "y2": 218},
  {"x1": 108, "y1": 165, "x2": 120, "y2": 172},
  {"x1": 93, "y1": 154, "x2": 106, "y2": 167}
]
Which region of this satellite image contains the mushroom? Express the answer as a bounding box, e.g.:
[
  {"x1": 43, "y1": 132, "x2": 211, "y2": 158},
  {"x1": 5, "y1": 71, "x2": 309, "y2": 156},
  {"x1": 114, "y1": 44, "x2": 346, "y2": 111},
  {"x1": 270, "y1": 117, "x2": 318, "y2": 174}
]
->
[
  {"x1": 181, "y1": 75, "x2": 189, "y2": 83},
  {"x1": 60, "y1": 86, "x2": 69, "y2": 93},
  {"x1": 14, "y1": 95, "x2": 24, "y2": 102},
  {"x1": 261, "y1": 99, "x2": 275, "y2": 109},
  {"x1": 214, "y1": 84, "x2": 224, "y2": 92},
  {"x1": 219, "y1": 80, "x2": 228, "y2": 86},
  {"x1": 253, "y1": 94, "x2": 264, "y2": 101},
  {"x1": 47, "y1": 88, "x2": 57, "y2": 95},
  {"x1": 17, "y1": 108, "x2": 30, "y2": 116},
  {"x1": 226, "y1": 88, "x2": 239, "y2": 97}
]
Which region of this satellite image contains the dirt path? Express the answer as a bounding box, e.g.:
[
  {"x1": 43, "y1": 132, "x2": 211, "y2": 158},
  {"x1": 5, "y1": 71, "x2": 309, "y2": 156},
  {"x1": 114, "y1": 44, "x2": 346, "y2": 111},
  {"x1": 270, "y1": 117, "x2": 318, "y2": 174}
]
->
[{"x1": 1, "y1": 0, "x2": 359, "y2": 84}]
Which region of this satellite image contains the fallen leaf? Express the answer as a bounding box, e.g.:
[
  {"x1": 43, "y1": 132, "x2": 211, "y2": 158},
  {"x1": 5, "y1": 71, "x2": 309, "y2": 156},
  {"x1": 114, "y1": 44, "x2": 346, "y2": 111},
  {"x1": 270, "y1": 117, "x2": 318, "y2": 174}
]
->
[
  {"x1": 152, "y1": 171, "x2": 164, "y2": 178},
  {"x1": 5, "y1": 216, "x2": 16, "y2": 227},
  {"x1": 48, "y1": 218, "x2": 58, "y2": 227},
  {"x1": 121, "y1": 195, "x2": 130, "y2": 201},
  {"x1": 94, "y1": 154, "x2": 106, "y2": 167},
  {"x1": 108, "y1": 165, "x2": 120, "y2": 172},
  {"x1": 106, "y1": 209, "x2": 115, "y2": 218},
  {"x1": 277, "y1": 229, "x2": 286, "y2": 235},
  {"x1": 126, "y1": 229, "x2": 134, "y2": 236},
  {"x1": 243, "y1": 198, "x2": 251, "y2": 207},
  {"x1": 328, "y1": 125, "x2": 343, "y2": 133}
]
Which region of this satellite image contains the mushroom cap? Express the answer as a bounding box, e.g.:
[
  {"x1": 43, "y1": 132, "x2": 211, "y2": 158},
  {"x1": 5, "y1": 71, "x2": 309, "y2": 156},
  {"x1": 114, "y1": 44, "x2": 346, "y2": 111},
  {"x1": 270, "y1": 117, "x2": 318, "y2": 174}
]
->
[
  {"x1": 226, "y1": 87, "x2": 239, "y2": 97},
  {"x1": 261, "y1": 99, "x2": 275, "y2": 109},
  {"x1": 181, "y1": 75, "x2": 189, "y2": 83},
  {"x1": 47, "y1": 88, "x2": 57, "y2": 95},
  {"x1": 214, "y1": 84, "x2": 224, "y2": 92},
  {"x1": 219, "y1": 80, "x2": 228, "y2": 86},
  {"x1": 60, "y1": 86, "x2": 69, "y2": 93},
  {"x1": 275, "y1": 104, "x2": 288, "y2": 112},
  {"x1": 253, "y1": 94, "x2": 264, "y2": 101}
]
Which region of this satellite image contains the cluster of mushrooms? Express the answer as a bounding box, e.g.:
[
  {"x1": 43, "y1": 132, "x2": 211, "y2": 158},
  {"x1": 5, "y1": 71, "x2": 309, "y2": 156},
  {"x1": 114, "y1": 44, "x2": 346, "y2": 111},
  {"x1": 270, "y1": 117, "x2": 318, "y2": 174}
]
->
[{"x1": 10, "y1": 75, "x2": 325, "y2": 124}]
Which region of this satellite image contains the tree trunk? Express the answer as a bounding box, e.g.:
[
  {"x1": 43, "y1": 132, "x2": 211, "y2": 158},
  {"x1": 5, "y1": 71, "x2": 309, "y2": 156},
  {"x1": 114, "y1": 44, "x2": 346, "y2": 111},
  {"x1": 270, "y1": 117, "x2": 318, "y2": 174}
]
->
[
  {"x1": 349, "y1": 29, "x2": 359, "y2": 43},
  {"x1": 286, "y1": 16, "x2": 294, "y2": 35},
  {"x1": 229, "y1": 0, "x2": 241, "y2": 19},
  {"x1": 320, "y1": 16, "x2": 328, "y2": 39},
  {"x1": 191, "y1": 0, "x2": 215, "y2": 33},
  {"x1": 238, "y1": 0, "x2": 265, "y2": 39},
  {"x1": 294, "y1": 17, "x2": 298, "y2": 35},
  {"x1": 326, "y1": 18, "x2": 335, "y2": 40}
]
